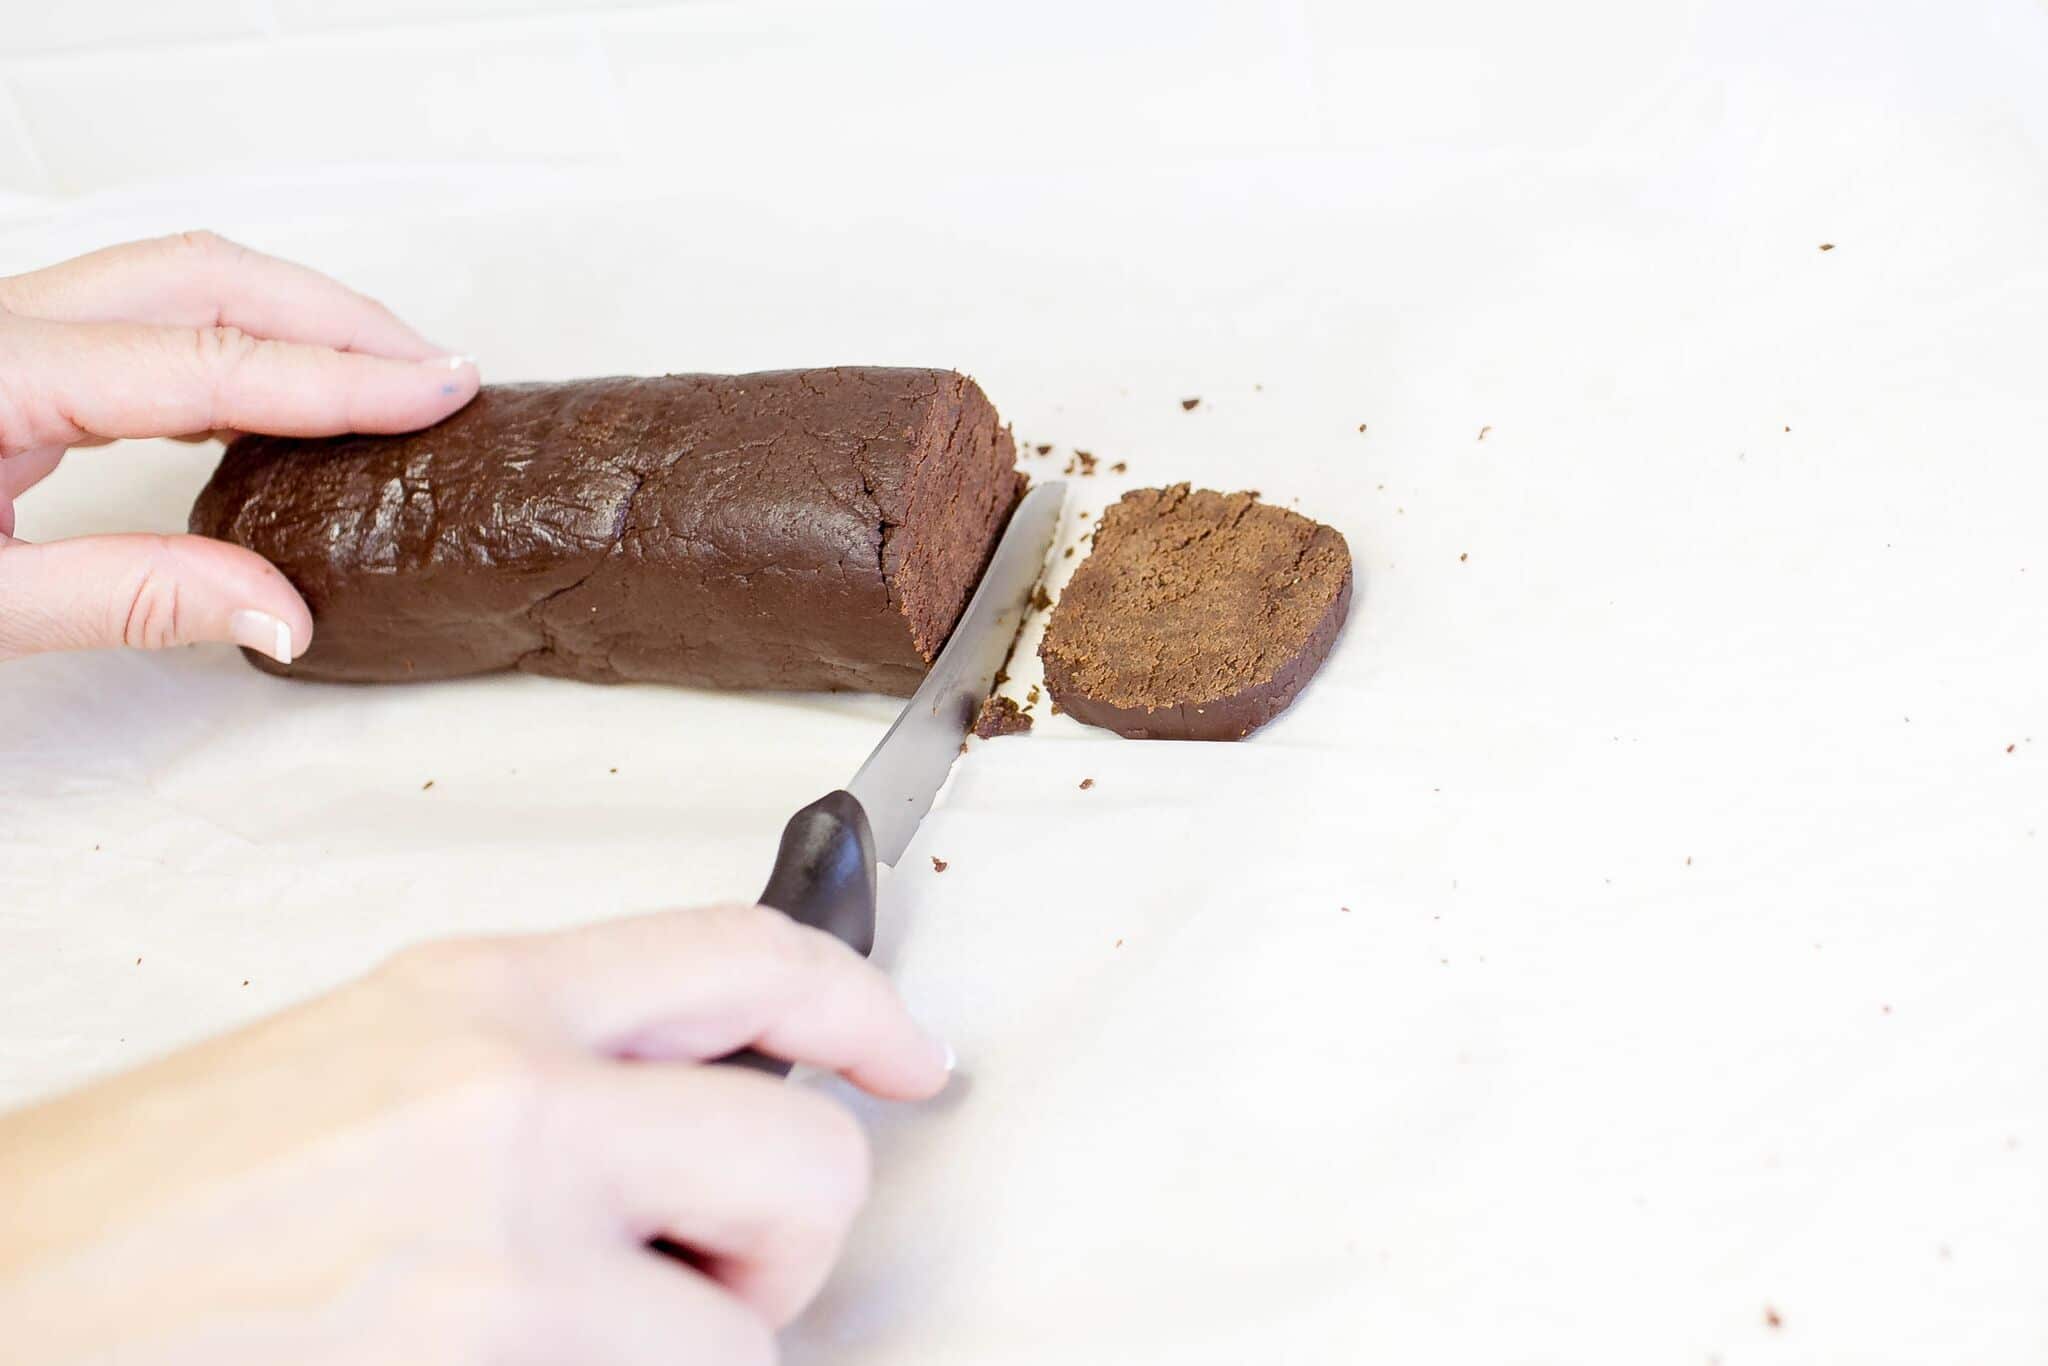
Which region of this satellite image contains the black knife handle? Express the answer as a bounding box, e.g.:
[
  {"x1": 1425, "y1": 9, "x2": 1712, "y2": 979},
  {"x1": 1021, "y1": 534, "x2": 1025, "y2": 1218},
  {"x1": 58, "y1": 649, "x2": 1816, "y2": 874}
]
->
[{"x1": 719, "y1": 790, "x2": 878, "y2": 1077}]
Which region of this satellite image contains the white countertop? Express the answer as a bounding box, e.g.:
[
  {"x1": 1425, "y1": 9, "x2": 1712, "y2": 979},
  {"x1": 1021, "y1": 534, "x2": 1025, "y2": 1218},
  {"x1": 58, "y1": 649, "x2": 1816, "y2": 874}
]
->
[{"x1": 4, "y1": 1, "x2": 2047, "y2": 1359}]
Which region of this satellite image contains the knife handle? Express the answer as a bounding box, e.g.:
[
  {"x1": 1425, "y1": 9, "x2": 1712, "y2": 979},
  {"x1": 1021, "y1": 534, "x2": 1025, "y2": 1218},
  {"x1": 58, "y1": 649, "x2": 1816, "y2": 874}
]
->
[{"x1": 720, "y1": 790, "x2": 879, "y2": 1078}]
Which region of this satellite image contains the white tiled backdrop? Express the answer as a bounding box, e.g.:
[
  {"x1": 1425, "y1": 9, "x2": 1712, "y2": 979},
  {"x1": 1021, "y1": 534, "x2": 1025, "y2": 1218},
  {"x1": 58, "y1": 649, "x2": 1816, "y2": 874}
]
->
[
  {"x1": 0, "y1": 0, "x2": 1821, "y2": 205},
  {"x1": 8, "y1": 0, "x2": 2044, "y2": 208},
  {"x1": 0, "y1": 0, "x2": 1306, "y2": 200}
]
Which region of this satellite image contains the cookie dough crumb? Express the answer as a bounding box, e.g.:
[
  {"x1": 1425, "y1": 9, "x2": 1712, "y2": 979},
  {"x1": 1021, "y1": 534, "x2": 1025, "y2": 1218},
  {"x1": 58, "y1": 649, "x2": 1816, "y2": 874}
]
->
[
  {"x1": 1110, "y1": 460, "x2": 1127, "y2": 473},
  {"x1": 931, "y1": 857, "x2": 948, "y2": 873},
  {"x1": 1819, "y1": 243, "x2": 1835, "y2": 251},
  {"x1": 1029, "y1": 584, "x2": 1054, "y2": 612},
  {"x1": 422, "y1": 779, "x2": 435, "y2": 791},
  {"x1": 972, "y1": 695, "x2": 1034, "y2": 738},
  {"x1": 1035, "y1": 443, "x2": 1052, "y2": 455},
  {"x1": 1181, "y1": 397, "x2": 1201, "y2": 411},
  {"x1": 1074, "y1": 451, "x2": 1099, "y2": 475},
  {"x1": 1079, "y1": 777, "x2": 1095, "y2": 790},
  {"x1": 1764, "y1": 1306, "x2": 1783, "y2": 1330},
  {"x1": 1477, "y1": 425, "x2": 1492, "y2": 441}
]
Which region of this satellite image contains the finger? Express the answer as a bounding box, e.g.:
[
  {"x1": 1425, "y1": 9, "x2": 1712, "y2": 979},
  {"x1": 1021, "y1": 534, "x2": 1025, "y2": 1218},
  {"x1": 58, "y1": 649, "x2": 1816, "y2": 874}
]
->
[
  {"x1": 0, "y1": 444, "x2": 68, "y2": 531},
  {"x1": 562, "y1": 1060, "x2": 870, "y2": 1327},
  {"x1": 2, "y1": 315, "x2": 478, "y2": 446},
  {"x1": 510, "y1": 904, "x2": 952, "y2": 1102},
  {"x1": 0, "y1": 531, "x2": 311, "y2": 664},
  {"x1": 0, "y1": 230, "x2": 446, "y2": 360},
  {"x1": 510, "y1": 1252, "x2": 775, "y2": 1366}
]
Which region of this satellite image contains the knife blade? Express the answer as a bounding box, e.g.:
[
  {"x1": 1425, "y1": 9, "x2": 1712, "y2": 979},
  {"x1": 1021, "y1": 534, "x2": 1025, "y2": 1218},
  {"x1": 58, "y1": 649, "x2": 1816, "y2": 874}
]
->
[
  {"x1": 717, "y1": 481, "x2": 1063, "y2": 1077},
  {"x1": 847, "y1": 479, "x2": 1066, "y2": 865},
  {"x1": 747, "y1": 478, "x2": 1065, "y2": 955}
]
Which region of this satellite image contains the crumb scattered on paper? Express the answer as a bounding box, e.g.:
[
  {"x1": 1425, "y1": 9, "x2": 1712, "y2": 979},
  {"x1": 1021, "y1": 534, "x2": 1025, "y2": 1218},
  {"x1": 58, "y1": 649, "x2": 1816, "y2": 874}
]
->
[
  {"x1": 1819, "y1": 243, "x2": 1835, "y2": 251},
  {"x1": 1079, "y1": 777, "x2": 1095, "y2": 790},
  {"x1": 1181, "y1": 397, "x2": 1200, "y2": 411},
  {"x1": 972, "y1": 695, "x2": 1033, "y2": 738},
  {"x1": 1477, "y1": 425, "x2": 1492, "y2": 441},
  {"x1": 1764, "y1": 1306, "x2": 1783, "y2": 1330},
  {"x1": 422, "y1": 780, "x2": 434, "y2": 791},
  {"x1": 931, "y1": 857, "x2": 948, "y2": 873}
]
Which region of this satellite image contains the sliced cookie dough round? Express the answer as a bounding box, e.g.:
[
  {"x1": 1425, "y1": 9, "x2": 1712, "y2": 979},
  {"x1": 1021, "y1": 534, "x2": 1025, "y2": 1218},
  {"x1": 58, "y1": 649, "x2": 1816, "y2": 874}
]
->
[{"x1": 1038, "y1": 484, "x2": 1351, "y2": 740}]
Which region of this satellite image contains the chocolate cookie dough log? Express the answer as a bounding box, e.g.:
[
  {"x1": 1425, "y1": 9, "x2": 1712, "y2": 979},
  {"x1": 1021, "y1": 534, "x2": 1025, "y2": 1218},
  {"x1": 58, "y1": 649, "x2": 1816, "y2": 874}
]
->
[
  {"x1": 189, "y1": 369, "x2": 1024, "y2": 694},
  {"x1": 1038, "y1": 484, "x2": 1351, "y2": 739}
]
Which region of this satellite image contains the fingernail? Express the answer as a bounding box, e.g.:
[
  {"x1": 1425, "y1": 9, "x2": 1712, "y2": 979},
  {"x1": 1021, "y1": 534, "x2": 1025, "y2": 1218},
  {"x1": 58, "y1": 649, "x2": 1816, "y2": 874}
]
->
[
  {"x1": 427, "y1": 353, "x2": 478, "y2": 371},
  {"x1": 230, "y1": 609, "x2": 293, "y2": 664},
  {"x1": 917, "y1": 1020, "x2": 956, "y2": 1075}
]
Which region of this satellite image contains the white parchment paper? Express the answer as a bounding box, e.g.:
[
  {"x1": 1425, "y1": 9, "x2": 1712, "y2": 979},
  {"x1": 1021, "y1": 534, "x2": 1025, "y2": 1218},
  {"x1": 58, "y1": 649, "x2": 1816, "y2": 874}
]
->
[{"x1": 4, "y1": 2, "x2": 2046, "y2": 1358}]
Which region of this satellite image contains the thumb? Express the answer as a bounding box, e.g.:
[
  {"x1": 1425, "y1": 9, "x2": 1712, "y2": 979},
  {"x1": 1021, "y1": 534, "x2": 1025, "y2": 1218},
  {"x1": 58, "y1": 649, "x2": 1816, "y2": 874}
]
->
[{"x1": 0, "y1": 530, "x2": 313, "y2": 665}]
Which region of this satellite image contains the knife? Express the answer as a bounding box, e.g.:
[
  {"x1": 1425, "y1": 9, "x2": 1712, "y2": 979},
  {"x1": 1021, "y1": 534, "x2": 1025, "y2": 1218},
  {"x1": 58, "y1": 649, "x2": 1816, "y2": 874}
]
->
[{"x1": 724, "y1": 480, "x2": 1066, "y2": 1075}]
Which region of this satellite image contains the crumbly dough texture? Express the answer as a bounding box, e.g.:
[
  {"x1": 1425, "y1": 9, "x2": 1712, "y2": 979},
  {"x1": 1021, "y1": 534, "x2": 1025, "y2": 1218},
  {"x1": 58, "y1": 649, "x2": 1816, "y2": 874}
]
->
[
  {"x1": 1038, "y1": 483, "x2": 1351, "y2": 739},
  {"x1": 971, "y1": 694, "x2": 1035, "y2": 738},
  {"x1": 191, "y1": 368, "x2": 1023, "y2": 694}
]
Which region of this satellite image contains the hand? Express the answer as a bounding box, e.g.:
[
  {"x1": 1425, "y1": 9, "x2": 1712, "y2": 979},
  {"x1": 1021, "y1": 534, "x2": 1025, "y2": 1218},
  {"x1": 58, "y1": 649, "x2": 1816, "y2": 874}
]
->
[
  {"x1": 0, "y1": 230, "x2": 480, "y2": 665},
  {"x1": 0, "y1": 903, "x2": 951, "y2": 1362}
]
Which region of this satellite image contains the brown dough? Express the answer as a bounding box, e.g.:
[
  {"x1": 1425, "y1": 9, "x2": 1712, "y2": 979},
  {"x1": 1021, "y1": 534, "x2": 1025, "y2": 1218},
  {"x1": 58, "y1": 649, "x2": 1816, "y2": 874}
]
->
[
  {"x1": 190, "y1": 368, "x2": 1024, "y2": 694},
  {"x1": 1038, "y1": 484, "x2": 1350, "y2": 739}
]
